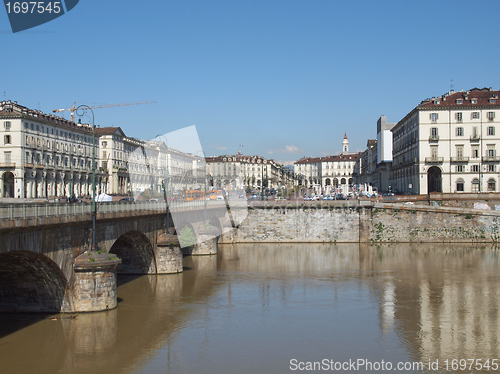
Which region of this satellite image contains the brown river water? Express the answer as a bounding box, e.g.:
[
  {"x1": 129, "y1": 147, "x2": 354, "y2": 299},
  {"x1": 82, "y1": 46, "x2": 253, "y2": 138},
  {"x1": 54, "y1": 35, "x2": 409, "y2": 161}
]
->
[{"x1": 1, "y1": 243, "x2": 500, "y2": 374}]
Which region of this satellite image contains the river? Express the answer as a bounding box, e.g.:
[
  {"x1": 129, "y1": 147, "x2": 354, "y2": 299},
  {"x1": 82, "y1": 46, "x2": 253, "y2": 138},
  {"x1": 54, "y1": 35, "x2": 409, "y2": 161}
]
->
[{"x1": 1, "y1": 243, "x2": 500, "y2": 373}]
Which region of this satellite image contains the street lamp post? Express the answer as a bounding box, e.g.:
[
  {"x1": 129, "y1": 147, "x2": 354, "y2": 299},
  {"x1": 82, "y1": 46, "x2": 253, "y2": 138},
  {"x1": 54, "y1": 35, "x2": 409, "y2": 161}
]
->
[
  {"x1": 197, "y1": 151, "x2": 207, "y2": 223},
  {"x1": 155, "y1": 134, "x2": 170, "y2": 233},
  {"x1": 76, "y1": 105, "x2": 97, "y2": 251}
]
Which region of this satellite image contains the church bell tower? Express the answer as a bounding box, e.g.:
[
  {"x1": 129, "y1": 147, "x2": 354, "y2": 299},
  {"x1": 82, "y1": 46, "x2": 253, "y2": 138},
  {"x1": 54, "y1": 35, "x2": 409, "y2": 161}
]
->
[{"x1": 342, "y1": 133, "x2": 349, "y2": 153}]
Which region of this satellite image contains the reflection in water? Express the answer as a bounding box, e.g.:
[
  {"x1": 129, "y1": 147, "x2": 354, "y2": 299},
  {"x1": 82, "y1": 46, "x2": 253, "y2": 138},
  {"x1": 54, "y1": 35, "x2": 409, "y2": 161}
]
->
[{"x1": 0, "y1": 243, "x2": 499, "y2": 373}]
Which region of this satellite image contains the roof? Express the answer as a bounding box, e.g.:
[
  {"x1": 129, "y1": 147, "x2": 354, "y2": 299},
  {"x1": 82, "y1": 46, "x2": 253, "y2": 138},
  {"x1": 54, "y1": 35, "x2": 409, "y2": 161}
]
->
[
  {"x1": 418, "y1": 87, "x2": 500, "y2": 109},
  {"x1": 392, "y1": 87, "x2": 500, "y2": 131},
  {"x1": 94, "y1": 127, "x2": 125, "y2": 137},
  {"x1": 0, "y1": 100, "x2": 93, "y2": 134},
  {"x1": 294, "y1": 153, "x2": 360, "y2": 165},
  {"x1": 206, "y1": 154, "x2": 276, "y2": 164}
]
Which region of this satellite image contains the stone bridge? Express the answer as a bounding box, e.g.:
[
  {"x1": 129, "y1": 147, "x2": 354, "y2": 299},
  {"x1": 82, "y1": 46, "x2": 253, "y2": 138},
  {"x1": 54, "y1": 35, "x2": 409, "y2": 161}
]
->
[{"x1": 0, "y1": 200, "x2": 235, "y2": 313}]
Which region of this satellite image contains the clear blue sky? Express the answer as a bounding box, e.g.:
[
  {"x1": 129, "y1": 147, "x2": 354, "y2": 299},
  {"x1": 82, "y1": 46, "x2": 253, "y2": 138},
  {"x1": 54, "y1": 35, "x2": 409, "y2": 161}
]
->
[{"x1": 2, "y1": 0, "x2": 498, "y2": 162}]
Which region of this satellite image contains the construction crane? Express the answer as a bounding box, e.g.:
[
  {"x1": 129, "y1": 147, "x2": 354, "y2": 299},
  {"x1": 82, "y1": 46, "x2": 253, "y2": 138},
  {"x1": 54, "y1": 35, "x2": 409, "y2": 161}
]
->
[{"x1": 52, "y1": 100, "x2": 157, "y2": 122}]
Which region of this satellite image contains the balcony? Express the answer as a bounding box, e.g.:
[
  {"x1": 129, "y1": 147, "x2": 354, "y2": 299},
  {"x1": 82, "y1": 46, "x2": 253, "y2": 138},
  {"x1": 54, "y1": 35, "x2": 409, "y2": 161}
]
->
[
  {"x1": 24, "y1": 163, "x2": 34, "y2": 169},
  {"x1": 0, "y1": 163, "x2": 15, "y2": 168},
  {"x1": 425, "y1": 157, "x2": 444, "y2": 164},
  {"x1": 470, "y1": 135, "x2": 480, "y2": 142},
  {"x1": 482, "y1": 156, "x2": 500, "y2": 162},
  {"x1": 428, "y1": 135, "x2": 439, "y2": 142},
  {"x1": 450, "y1": 157, "x2": 469, "y2": 163}
]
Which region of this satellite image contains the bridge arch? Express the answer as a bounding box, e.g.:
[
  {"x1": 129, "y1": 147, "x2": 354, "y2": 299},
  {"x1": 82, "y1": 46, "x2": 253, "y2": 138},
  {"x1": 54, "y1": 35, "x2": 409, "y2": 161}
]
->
[
  {"x1": 0, "y1": 250, "x2": 70, "y2": 312},
  {"x1": 109, "y1": 231, "x2": 157, "y2": 274}
]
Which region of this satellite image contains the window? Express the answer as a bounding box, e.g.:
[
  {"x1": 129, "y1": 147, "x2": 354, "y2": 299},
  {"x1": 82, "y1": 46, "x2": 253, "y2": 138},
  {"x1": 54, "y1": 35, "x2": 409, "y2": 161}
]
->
[
  {"x1": 472, "y1": 179, "x2": 480, "y2": 192},
  {"x1": 488, "y1": 179, "x2": 496, "y2": 191},
  {"x1": 456, "y1": 165, "x2": 464, "y2": 173},
  {"x1": 456, "y1": 112, "x2": 463, "y2": 122},
  {"x1": 489, "y1": 164, "x2": 496, "y2": 172},
  {"x1": 488, "y1": 146, "x2": 496, "y2": 158},
  {"x1": 431, "y1": 127, "x2": 438, "y2": 136},
  {"x1": 471, "y1": 99, "x2": 477, "y2": 104},
  {"x1": 472, "y1": 165, "x2": 480, "y2": 172},
  {"x1": 488, "y1": 112, "x2": 495, "y2": 121},
  {"x1": 102, "y1": 141, "x2": 107, "y2": 148},
  {"x1": 488, "y1": 126, "x2": 495, "y2": 136},
  {"x1": 490, "y1": 99, "x2": 496, "y2": 104},
  {"x1": 4, "y1": 151, "x2": 11, "y2": 163},
  {"x1": 430, "y1": 113, "x2": 438, "y2": 122},
  {"x1": 4, "y1": 135, "x2": 11, "y2": 144},
  {"x1": 456, "y1": 145, "x2": 464, "y2": 158},
  {"x1": 431, "y1": 146, "x2": 438, "y2": 158},
  {"x1": 456, "y1": 127, "x2": 463, "y2": 136},
  {"x1": 456, "y1": 179, "x2": 464, "y2": 192},
  {"x1": 456, "y1": 99, "x2": 463, "y2": 104},
  {"x1": 471, "y1": 112, "x2": 480, "y2": 119},
  {"x1": 4, "y1": 121, "x2": 11, "y2": 130}
]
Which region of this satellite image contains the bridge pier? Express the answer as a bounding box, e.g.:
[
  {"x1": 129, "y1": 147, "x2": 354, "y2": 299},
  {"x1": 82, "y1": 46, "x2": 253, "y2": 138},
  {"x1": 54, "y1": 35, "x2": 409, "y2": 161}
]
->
[
  {"x1": 70, "y1": 252, "x2": 121, "y2": 313},
  {"x1": 190, "y1": 235, "x2": 218, "y2": 255},
  {"x1": 156, "y1": 234, "x2": 183, "y2": 273}
]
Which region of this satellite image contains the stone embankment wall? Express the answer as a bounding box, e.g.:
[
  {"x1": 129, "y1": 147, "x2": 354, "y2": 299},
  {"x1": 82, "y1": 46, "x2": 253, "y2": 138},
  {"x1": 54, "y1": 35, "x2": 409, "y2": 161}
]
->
[{"x1": 219, "y1": 203, "x2": 500, "y2": 243}]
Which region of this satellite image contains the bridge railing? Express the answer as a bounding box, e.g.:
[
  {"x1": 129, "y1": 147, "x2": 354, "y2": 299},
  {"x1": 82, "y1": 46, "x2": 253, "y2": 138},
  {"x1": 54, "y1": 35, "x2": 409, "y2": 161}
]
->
[{"x1": 0, "y1": 199, "x2": 226, "y2": 220}]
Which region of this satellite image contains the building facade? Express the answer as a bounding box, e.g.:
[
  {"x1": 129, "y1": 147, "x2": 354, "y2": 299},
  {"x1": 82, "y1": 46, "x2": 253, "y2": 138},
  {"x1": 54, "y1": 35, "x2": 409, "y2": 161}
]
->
[
  {"x1": 0, "y1": 101, "x2": 204, "y2": 199},
  {"x1": 205, "y1": 153, "x2": 296, "y2": 191},
  {"x1": 0, "y1": 100, "x2": 102, "y2": 199},
  {"x1": 391, "y1": 88, "x2": 500, "y2": 194},
  {"x1": 294, "y1": 135, "x2": 359, "y2": 193}
]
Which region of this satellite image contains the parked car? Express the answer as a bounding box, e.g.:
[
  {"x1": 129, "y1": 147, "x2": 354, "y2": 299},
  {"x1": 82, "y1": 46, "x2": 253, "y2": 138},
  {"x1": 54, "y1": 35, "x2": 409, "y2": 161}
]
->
[
  {"x1": 148, "y1": 198, "x2": 160, "y2": 202},
  {"x1": 382, "y1": 193, "x2": 395, "y2": 197},
  {"x1": 336, "y1": 194, "x2": 346, "y2": 200},
  {"x1": 252, "y1": 193, "x2": 259, "y2": 199},
  {"x1": 119, "y1": 197, "x2": 136, "y2": 202}
]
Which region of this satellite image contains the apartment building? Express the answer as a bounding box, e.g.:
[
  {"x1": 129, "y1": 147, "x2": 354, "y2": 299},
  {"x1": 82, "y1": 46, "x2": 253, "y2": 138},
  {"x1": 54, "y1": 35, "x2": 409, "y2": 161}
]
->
[
  {"x1": 205, "y1": 153, "x2": 295, "y2": 190},
  {"x1": 0, "y1": 100, "x2": 100, "y2": 198},
  {"x1": 294, "y1": 134, "x2": 359, "y2": 193},
  {"x1": 391, "y1": 87, "x2": 500, "y2": 194},
  {"x1": 0, "y1": 101, "x2": 203, "y2": 199}
]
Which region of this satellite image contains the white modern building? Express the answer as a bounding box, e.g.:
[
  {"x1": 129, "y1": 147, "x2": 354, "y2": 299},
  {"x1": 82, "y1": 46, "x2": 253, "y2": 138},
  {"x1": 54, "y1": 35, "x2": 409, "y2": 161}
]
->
[{"x1": 391, "y1": 87, "x2": 500, "y2": 194}]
